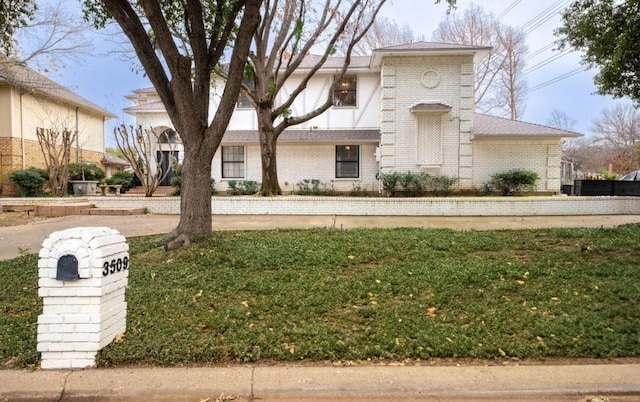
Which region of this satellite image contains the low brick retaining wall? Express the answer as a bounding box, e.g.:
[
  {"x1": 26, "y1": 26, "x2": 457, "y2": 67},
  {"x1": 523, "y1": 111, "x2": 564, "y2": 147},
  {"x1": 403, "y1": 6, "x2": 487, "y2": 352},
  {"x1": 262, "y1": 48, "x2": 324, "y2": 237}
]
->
[
  {"x1": 2, "y1": 196, "x2": 639, "y2": 216},
  {"x1": 97, "y1": 195, "x2": 640, "y2": 216}
]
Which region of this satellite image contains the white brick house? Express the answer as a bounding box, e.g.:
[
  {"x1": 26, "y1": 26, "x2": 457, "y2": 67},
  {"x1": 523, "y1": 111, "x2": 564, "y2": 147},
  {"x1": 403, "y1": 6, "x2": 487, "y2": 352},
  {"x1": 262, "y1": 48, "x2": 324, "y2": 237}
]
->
[{"x1": 124, "y1": 42, "x2": 580, "y2": 193}]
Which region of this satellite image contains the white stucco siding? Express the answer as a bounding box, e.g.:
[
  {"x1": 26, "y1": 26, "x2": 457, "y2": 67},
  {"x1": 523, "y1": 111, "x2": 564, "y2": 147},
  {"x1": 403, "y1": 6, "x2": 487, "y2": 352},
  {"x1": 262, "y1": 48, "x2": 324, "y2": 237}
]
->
[
  {"x1": 212, "y1": 142, "x2": 379, "y2": 193},
  {"x1": 0, "y1": 86, "x2": 12, "y2": 137},
  {"x1": 11, "y1": 91, "x2": 105, "y2": 154},
  {"x1": 472, "y1": 139, "x2": 562, "y2": 192}
]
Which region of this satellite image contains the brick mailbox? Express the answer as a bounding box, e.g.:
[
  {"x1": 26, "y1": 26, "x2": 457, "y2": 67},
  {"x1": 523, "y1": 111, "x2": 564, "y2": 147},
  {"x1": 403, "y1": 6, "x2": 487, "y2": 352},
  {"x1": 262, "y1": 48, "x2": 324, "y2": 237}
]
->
[{"x1": 37, "y1": 227, "x2": 129, "y2": 369}]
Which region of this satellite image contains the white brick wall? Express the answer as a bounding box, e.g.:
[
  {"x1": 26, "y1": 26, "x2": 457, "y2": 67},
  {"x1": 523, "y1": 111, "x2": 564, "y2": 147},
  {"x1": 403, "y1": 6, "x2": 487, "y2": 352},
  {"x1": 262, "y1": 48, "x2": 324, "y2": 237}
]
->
[
  {"x1": 379, "y1": 55, "x2": 475, "y2": 182},
  {"x1": 473, "y1": 139, "x2": 562, "y2": 192},
  {"x1": 37, "y1": 227, "x2": 129, "y2": 369},
  {"x1": 2, "y1": 196, "x2": 640, "y2": 216}
]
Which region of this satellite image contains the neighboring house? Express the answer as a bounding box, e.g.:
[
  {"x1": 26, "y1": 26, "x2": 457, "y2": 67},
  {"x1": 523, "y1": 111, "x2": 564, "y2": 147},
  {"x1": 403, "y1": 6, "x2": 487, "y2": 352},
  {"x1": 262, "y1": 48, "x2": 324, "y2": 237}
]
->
[
  {"x1": 124, "y1": 42, "x2": 581, "y2": 194},
  {"x1": 0, "y1": 60, "x2": 115, "y2": 195},
  {"x1": 101, "y1": 153, "x2": 131, "y2": 178}
]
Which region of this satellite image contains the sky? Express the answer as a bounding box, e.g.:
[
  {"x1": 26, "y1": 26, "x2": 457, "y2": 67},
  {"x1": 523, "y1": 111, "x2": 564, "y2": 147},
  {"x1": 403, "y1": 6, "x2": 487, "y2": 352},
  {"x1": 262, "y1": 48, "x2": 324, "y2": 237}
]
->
[{"x1": 39, "y1": 0, "x2": 626, "y2": 148}]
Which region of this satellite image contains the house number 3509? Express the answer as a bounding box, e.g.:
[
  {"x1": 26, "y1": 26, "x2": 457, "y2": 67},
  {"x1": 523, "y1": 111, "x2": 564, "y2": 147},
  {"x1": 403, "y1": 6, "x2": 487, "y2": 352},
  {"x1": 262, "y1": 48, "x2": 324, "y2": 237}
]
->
[{"x1": 102, "y1": 257, "x2": 129, "y2": 276}]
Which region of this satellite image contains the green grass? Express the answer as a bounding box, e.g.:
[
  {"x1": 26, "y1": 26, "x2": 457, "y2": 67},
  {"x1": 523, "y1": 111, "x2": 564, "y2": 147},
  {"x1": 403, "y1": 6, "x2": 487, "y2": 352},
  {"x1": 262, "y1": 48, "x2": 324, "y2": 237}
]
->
[{"x1": 2, "y1": 225, "x2": 640, "y2": 368}]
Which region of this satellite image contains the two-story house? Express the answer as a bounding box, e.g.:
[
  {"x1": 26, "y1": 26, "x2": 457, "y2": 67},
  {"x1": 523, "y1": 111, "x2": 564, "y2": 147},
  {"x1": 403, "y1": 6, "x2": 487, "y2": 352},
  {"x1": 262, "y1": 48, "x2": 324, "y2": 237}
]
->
[
  {"x1": 124, "y1": 42, "x2": 581, "y2": 194},
  {"x1": 0, "y1": 60, "x2": 116, "y2": 195}
]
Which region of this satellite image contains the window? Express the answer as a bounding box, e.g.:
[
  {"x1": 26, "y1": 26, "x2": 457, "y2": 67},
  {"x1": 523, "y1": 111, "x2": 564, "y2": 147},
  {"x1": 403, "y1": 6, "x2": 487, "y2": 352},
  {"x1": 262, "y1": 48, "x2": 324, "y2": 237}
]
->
[
  {"x1": 159, "y1": 128, "x2": 178, "y2": 144},
  {"x1": 336, "y1": 145, "x2": 359, "y2": 178},
  {"x1": 237, "y1": 77, "x2": 255, "y2": 109},
  {"x1": 333, "y1": 75, "x2": 357, "y2": 107},
  {"x1": 222, "y1": 146, "x2": 245, "y2": 178}
]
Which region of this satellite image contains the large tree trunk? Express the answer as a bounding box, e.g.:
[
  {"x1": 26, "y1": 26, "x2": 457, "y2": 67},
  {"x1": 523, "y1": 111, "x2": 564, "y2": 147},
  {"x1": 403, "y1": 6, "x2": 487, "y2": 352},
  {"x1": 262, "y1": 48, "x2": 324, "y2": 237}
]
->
[
  {"x1": 167, "y1": 140, "x2": 215, "y2": 248},
  {"x1": 259, "y1": 130, "x2": 281, "y2": 196},
  {"x1": 258, "y1": 107, "x2": 282, "y2": 196}
]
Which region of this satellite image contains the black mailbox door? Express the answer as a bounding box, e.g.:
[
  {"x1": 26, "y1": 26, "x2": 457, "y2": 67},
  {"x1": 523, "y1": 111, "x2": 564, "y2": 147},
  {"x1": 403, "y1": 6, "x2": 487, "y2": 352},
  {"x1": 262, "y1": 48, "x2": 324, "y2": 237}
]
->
[{"x1": 56, "y1": 254, "x2": 79, "y2": 281}]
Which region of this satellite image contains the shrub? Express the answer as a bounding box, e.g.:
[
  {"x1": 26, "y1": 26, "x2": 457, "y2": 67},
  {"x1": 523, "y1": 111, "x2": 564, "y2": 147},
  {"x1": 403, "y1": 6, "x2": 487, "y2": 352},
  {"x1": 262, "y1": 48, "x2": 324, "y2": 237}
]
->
[
  {"x1": 8, "y1": 167, "x2": 48, "y2": 197},
  {"x1": 485, "y1": 168, "x2": 540, "y2": 195},
  {"x1": 349, "y1": 182, "x2": 370, "y2": 197},
  {"x1": 378, "y1": 172, "x2": 402, "y2": 194},
  {"x1": 227, "y1": 180, "x2": 260, "y2": 195},
  {"x1": 68, "y1": 163, "x2": 105, "y2": 181},
  {"x1": 106, "y1": 172, "x2": 134, "y2": 192},
  {"x1": 295, "y1": 179, "x2": 335, "y2": 195},
  {"x1": 169, "y1": 165, "x2": 215, "y2": 196},
  {"x1": 431, "y1": 175, "x2": 459, "y2": 196}
]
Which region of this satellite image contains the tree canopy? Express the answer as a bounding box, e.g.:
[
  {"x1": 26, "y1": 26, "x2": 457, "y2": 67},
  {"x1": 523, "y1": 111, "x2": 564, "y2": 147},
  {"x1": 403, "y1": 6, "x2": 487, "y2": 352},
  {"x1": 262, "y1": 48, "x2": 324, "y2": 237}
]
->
[
  {"x1": 0, "y1": 0, "x2": 37, "y2": 54},
  {"x1": 556, "y1": 0, "x2": 640, "y2": 104},
  {"x1": 83, "y1": 0, "x2": 261, "y2": 246}
]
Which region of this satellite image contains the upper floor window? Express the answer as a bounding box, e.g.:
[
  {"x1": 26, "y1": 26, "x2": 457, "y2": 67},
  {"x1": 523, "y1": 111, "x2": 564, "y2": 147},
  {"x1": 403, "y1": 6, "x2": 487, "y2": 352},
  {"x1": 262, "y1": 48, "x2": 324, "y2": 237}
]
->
[
  {"x1": 333, "y1": 75, "x2": 357, "y2": 107},
  {"x1": 222, "y1": 146, "x2": 245, "y2": 178},
  {"x1": 237, "y1": 77, "x2": 255, "y2": 109},
  {"x1": 335, "y1": 145, "x2": 359, "y2": 178},
  {"x1": 159, "y1": 128, "x2": 178, "y2": 144}
]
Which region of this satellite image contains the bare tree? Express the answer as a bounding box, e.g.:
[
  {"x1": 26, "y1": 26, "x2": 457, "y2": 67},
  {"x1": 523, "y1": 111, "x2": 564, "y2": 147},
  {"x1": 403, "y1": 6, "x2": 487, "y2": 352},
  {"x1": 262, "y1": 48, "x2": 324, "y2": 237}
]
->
[
  {"x1": 351, "y1": 15, "x2": 416, "y2": 56},
  {"x1": 432, "y1": 4, "x2": 528, "y2": 119},
  {"x1": 36, "y1": 126, "x2": 77, "y2": 196},
  {"x1": 547, "y1": 108, "x2": 577, "y2": 131},
  {"x1": 6, "y1": 0, "x2": 93, "y2": 72},
  {"x1": 243, "y1": 0, "x2": 389, "y2": 196},
  {"x1": 114, "y1": 125, "x2": 177, "y2": 197},
  {"x1": 591, "y1": 102, "x2": 640, "y2": 153},
  {"x1": 562, "y1": 137, "x2": 612, "y2": 177}
]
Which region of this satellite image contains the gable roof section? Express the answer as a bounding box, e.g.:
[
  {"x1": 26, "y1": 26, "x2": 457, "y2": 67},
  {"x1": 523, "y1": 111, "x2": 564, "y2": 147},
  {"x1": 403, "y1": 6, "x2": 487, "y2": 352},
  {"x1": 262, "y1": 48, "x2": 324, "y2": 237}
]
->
[
  {"x1": 223, "y1": 129, "x2": 380, "y2": 144},
  {"x1": 473, "y1": 113, "x2": 582, "y2": 139},
  {"x1": 0, "y1": 60, "x2": 115, "y2": 118},
  {"x1": 371, "y1": 41, "x2": 491, "y2": 67}
]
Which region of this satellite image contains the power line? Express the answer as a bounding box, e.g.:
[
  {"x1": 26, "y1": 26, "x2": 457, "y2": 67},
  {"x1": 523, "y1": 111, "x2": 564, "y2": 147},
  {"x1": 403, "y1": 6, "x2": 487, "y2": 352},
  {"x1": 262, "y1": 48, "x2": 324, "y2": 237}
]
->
[
  {"x1": 525, "y1": 50, "x2": 572, "y2": 73},
  {"x1": 522, "y1": 0, "x2": 572, "y2": 34},
  {"x1": 527, "y1": 42, "x2": 556, "y2": 60},
  {"x1": 525, "y1": 67, "x2": 586, "y2": 94},
  {"x1": 496, "y1": 0, "x2": 524, "y2": 19}
]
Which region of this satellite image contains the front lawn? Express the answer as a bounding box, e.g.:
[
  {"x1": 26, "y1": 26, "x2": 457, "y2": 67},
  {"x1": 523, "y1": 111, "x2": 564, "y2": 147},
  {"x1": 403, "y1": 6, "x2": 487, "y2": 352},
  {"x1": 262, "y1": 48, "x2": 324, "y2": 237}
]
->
[{"x1": 1, "y1": 225, "x2": 639, "y2": 368}]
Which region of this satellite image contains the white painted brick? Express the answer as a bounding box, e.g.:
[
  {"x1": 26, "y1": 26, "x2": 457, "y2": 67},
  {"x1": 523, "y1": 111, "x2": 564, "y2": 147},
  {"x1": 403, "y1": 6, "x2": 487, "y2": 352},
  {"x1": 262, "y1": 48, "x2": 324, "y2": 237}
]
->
[
  {"x1": 40, "y1": 359, "x2": 72, "y2": 370},
  {"x1": 73, "y1": 323, "x2": 101, "y2": 333},
  {"x1": 47, "y1": 323, "x2": 76, "y2": 333}
]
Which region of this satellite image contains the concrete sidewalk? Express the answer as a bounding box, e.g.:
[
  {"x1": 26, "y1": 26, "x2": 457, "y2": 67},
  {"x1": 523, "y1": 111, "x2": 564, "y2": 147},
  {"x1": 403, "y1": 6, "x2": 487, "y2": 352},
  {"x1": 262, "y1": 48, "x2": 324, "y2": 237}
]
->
[
  {"x1": 1, "y1": 213, "x2": 639, "y2": 260},
  {"x1": 1, "y1": 363, "x2": 639, "y2": 401}
]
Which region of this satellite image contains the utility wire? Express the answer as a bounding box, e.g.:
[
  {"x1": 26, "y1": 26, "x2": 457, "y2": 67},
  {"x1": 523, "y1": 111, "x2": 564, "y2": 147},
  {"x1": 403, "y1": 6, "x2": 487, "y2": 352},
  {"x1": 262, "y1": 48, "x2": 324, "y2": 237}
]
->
[
  {"x1": 497, "y1": 0, "x2": 524, "y2": 19},
  {"x1": 522, "y1": 0, "x2": 572, "y2": 34},
  {"x1": 525, "y1": 67, "x2": 586, "y2": 94},
  {"x1": 525, "y1": 50, "x2": 572, "y2": 73},
  {"x1": 527, "y1": 42, "x2": 556, "y2": 60}
]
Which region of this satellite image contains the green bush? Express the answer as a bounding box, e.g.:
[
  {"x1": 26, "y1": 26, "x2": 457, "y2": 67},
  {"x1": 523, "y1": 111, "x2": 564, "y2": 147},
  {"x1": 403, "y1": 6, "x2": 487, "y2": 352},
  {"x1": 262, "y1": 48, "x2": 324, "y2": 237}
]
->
[
  {"x1": 431, "y1": 175, "x2": 459, "y2": 196},
  {"x1": 8, "y1": 167, "x2": 48, "y2": 197},
  {"x1": 485, "y1": 168, "x2": 540, "y2": 195},
  {"x1": 106, "y1": 172, "x2": 134, "y2": 191},
  {"x1": 378, "y1": 172, "x2": 402, "y2": 194},
  {"x1": 169, "y1": 165, "x2": 215, "y2": 196},
  {"x1": 227, "y1": 180, "x2": 260, "y2": 195},
  {"x1": 295, "y1": 179, "x2": 335, "y2": 195},
  {"x1": 68, "y1": 163, "x2": 105, "y2": 181}
]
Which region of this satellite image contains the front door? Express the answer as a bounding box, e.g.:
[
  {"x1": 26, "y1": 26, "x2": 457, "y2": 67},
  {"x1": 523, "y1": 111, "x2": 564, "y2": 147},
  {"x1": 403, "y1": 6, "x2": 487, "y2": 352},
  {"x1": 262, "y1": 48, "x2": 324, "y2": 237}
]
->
[{"x1": 157, "y1": 151, "x2": 178, "y2": 186}]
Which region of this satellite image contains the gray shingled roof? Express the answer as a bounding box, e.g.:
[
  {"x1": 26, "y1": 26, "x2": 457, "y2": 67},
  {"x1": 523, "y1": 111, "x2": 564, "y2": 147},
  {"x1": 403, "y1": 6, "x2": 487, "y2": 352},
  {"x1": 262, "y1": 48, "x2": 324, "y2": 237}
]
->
[
  {"x1": 410, "y1": 102, "x2": 452, "y2": 113},
  {"x1": 473, "y1": 113, "x2": 582, "y2": 138},
  {"x1": 0, "y1": 60, "x2": 115, "y2": 118},
  {"x1": 222, "y1": 129, "x2": 380, "y2": 143},
  {"x1": 376, "y1": 41, "x2": 491, "y2": 52},
  {"x1": 123, "y1": 100, "x2": 166, "y2": 115},
  {"x1": 101, "y1": 153, "x2": 130, "y2": 166}
]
